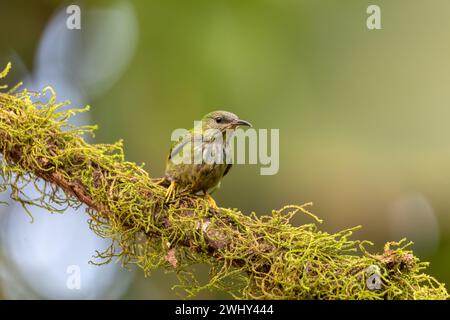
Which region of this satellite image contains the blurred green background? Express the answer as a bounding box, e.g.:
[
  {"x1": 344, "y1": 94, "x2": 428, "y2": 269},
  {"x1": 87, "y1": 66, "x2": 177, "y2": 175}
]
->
[{"x1": 1, "y1": 0, "x2": 450, "y2": 299}]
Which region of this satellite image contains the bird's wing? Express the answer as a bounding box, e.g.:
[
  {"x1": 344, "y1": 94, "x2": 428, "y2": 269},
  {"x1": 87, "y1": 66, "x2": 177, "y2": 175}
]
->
[
  {"x1": 167, "y1": 130, "x2": 203, "y2": 161},
  {"x1": 168, "y1": 136, "x2": 190, "y2": 161}
]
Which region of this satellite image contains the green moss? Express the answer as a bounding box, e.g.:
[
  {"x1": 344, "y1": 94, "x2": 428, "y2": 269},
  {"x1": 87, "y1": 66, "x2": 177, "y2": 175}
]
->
[{"x1": 0, "y1": 64, "x2": 448, "y2": 299}]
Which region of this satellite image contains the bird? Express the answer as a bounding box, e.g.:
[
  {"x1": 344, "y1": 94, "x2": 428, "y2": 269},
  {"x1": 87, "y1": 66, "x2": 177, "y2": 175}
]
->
[{"x1": 162, "y1": 110, "x2": 252, "y2": 209}]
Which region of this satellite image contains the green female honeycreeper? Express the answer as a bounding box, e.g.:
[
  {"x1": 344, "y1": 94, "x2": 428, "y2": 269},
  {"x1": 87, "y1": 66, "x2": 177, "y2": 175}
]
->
[{"x1": 163, "y1": 111, "x2": 252, "y2": 208}]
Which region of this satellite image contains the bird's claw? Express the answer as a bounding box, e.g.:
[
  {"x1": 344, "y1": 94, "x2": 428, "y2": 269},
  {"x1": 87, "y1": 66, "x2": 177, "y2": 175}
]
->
[
  {"x1": 205, "y1": 193, "x2": 219, "y2": 210},
  {"x1": 165, "y1": 181, "x2": 176, "y2": 203},
  {"x1": 154, "y1": 177, "x2": 166, "y2": 185}
]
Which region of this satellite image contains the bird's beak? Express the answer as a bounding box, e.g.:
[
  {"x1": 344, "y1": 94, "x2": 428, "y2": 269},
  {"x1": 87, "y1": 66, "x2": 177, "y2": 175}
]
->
[{"x1": 234, "y1": 119, "x2": 252, "y2": 127}]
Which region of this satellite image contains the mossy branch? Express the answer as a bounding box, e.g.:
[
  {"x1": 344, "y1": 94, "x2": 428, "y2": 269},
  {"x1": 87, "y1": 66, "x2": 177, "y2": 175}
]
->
[{"x1": 0, "y1": 64, "x2": 448, "y2": 299}]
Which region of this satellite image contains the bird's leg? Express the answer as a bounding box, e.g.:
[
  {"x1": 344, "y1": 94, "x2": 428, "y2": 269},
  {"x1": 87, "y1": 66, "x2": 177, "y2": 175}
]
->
[
  {"x1": 204, "y1": 192, "x2": 218, "y2": 209},
  {"x1": 165, "y1": 181, "x2": 177, "y2": 203}
]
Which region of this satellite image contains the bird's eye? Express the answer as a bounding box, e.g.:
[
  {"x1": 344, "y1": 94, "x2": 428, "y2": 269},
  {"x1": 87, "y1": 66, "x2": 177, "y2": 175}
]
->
[{"x1": 215, "y1": 117, "x2": 223, "y2": 123}]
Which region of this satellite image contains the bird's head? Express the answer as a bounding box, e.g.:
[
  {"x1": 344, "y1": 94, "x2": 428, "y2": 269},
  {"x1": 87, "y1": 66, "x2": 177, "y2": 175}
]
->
[{"x1": 201, "y1": 111, "x2": 252, "y2": 132}]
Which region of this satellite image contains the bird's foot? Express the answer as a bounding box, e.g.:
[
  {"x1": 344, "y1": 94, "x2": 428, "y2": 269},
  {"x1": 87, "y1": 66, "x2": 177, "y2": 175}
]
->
[
  {"x1": 165, "y1": 181, "x2": 176, "y2": 203},
  {"x1": 204, "y1": 193, "x2": 219, "y2": 210},
  {"x1": 153, "y1": 177, "x2": 166, "y2": 185}
]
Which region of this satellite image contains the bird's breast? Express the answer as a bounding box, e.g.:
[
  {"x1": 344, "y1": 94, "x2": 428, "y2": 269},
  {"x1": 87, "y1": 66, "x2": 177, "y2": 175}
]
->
[{"x1": 165, "y1": 141, "x2": 230, "y2": 193}]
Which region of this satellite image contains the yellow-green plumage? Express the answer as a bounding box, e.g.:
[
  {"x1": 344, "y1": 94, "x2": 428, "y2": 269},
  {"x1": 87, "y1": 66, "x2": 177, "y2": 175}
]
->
[{"x1": 164, "y1": 111, "x2": 251, "y2": 198}]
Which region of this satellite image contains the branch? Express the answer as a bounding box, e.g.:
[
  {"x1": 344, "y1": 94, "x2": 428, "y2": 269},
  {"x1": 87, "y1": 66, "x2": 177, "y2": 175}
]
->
[{"x1": 0, "y1": 64, "x2": 448, "y2": 299}]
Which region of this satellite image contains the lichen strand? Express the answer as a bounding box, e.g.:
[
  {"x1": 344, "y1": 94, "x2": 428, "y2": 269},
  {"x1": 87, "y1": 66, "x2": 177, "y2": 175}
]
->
[{"x1": 0, "y1": 64, "x2": 448, "y2": 300}]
